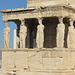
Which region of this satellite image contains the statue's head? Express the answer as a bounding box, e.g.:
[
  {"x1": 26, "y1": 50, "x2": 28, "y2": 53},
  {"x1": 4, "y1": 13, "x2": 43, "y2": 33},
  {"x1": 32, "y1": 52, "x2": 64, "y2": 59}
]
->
[{"x1": 4, "y1": 21, "x2": 8, "y2": 27}]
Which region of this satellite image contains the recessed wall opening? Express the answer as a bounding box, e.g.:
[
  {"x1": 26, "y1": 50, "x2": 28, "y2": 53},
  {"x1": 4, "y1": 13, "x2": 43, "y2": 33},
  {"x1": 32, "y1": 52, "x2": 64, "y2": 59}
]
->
[
  {"x1": 43, "y1": 17, "x2": 59, "y2": 48},
  {"x1": 25, "y1": 17, "x2": 71, "y2": 48},
  {"x1": 9, "y1": 20, "x2": 21, "y2": 49},
  {"x1": 26, "y1": 18, "x2": 38, "y2": 48},
  {"x1": 73, "y1": 21, "x2": 75, "y2": 29},
  {"x1": 63, "y1": 18, "x2": 70, "y2": 48},
  {"x1": 8, "y1": 20, "x2": 20, "y2": 48}
]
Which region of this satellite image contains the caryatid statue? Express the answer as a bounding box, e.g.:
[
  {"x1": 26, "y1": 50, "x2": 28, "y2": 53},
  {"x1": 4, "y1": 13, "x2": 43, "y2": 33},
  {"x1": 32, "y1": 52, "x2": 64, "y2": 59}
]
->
[
  {"x1": 4, "y1": 21, "x2": 10, "y2": 48},
  {"x1": 56, "y1": 17, "x2": 65, "y2": 48},
  {"x1": 19, "y1": 20, "x2": 27, "y2": 48},
  {"x1": 36, "y1": 18, "x2": 44, "y2": 48},
  {"x1": 67, "y1": 19, "x2": 75, "y2": 48}
]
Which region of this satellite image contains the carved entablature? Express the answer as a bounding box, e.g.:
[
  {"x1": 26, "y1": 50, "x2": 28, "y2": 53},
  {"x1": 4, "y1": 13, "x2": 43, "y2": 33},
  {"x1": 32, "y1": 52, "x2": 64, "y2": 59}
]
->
[
  {"x1": 1, "y1": 5, "x2": 75, "y2": 21},
  {"x1": 41, "y1": 5, "x2": 64, "y2": 12}
]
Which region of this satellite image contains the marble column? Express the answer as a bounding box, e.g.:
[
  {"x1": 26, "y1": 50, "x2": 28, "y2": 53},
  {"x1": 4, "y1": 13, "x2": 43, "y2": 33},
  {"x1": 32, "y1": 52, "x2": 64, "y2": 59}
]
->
[
  {"x1": 19, "y1": 19, "x2": 27, "y2": 48},
  {"x1": 13, "y1": 29, "x2": 17, "y2": 49},
  {"x1": 36, "y1": 18, "x2": 44, "y2": 48},
  {"x1": 56, "y1": 17, "x2": 65, "y2": 48},
  {"x1": 67, "y1": 19, "x2": 75, "y2": 48},
  {"x1": 4, "y1": 21, "x2": 10, "y2": 48}
]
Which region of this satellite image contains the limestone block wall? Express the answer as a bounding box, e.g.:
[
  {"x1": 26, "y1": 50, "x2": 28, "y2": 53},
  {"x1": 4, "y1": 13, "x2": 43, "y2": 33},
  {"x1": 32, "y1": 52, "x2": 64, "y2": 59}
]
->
[
  {"x1": 27, "y1": 0, "x2": 68, "y2": 7},
  {"x1": 1, "y1": 48, "x2": 75, "y2": 75},
  {"x1": 69, "y1": 0, "x2": 75, "y2": 5}
]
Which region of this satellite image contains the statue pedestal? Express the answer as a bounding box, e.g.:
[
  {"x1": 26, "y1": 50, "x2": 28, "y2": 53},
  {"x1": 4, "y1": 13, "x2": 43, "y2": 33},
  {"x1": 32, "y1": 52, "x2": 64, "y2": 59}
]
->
[{"x1": 0, "y1": 48, "x2": 75, "y2": 75}]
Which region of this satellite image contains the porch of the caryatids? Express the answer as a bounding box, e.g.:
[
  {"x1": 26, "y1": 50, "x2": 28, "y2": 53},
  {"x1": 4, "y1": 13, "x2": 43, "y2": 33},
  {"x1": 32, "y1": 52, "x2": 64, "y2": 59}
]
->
[
  {"x1": 19, "y1": 19, "x2": 27, "y2": 48},
  {"x1": 4, "y1": 21, "x2": 10, "y2": 48},
  {"x1": 56, "y1": 16, "x2": 65, "y2": 48},
  {"x1": 36, "y1": 18, "x2": 44, "y2": 48}
]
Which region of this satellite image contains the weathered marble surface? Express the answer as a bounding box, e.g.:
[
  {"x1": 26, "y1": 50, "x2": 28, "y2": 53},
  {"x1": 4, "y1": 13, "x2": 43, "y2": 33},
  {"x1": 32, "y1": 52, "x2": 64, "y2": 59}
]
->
[
  {"x1": 1, "y1": 0, "x2": 75, "y2": 75},
  {"x1": 19, "y1": 20, "x2": 27, "y2": 48},
  {"x1": 67, "y1": 19, "x2": 75, "y2": 48},
  {"x1": 36, "y1": 18, "x2": 44, "y2": 48},
  {"x1": 56, "y1": 17, "x2": 65, "y2": 48},
  {"x1": 4, "y1": 21, "x2": 10, "y2": 48},
  {"x1": 0, "y1": 48, "x2": 75, "y2": 75}
]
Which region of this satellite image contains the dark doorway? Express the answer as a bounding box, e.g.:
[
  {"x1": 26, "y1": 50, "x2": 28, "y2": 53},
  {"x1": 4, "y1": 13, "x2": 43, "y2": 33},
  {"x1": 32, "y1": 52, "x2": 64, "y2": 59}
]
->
[
  {"x1": 26, "y1": 19, "x2": 38, "y2": 48},
  {"x1": 43, "y1": 17, "x2": 59, "y2": 48}
]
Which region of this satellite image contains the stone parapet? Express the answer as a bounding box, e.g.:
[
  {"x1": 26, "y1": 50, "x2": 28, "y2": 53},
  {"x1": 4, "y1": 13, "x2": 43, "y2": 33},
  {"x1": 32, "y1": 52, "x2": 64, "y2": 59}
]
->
[
  {"x1": 1, "y1": 48, "x2": 75, "y2": 70},
  {"x1": 0, "y1": 48, "x2": 75, "y2": 75}
]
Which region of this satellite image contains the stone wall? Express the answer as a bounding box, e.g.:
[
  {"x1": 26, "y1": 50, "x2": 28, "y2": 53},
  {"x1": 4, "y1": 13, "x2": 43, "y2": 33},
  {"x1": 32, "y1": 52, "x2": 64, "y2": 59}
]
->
[
  {"x1": 27, "y1": 0, "x2": 68, "y2": 7},
  {"x1": 27, "y1": 0, "x2": 75, "y2": 4},
  {"x1": 1, "y1": 48, "x2": 75, "y2": 75}
]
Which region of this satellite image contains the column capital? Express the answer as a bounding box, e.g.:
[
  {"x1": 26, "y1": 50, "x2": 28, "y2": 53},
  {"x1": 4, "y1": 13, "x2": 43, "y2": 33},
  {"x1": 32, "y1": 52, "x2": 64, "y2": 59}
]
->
[
  {"x1": 58, "y1": 16, "x2": 64, "y2": 24},
  {"x1": 37, "y1": 17, "x2": 43, "y2": 25},
  {"x1": 21, "y1": 19, "x2": 25, "y2": 26},
  {"x1": 4, "y1": 21, "x2": 8, "y2": 27},
  {"x1": 69, "y1": 18, "x2": 74, "y2": 26},
  {"x1": 69, "y1": 18, "x2": 74, "y2": 21},
  {"x1": 58, "y1": 16, "x2": 64, "y2": 19},
  {"x1": 20, "y1": 19, "x2": 25, "y2": 21}
]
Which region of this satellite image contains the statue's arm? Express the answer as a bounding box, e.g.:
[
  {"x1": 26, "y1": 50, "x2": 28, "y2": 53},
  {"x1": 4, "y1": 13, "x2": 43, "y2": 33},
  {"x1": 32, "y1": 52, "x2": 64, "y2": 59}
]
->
[{"x1": 8, "y1": 28, "x2": 10, "y2": 32}]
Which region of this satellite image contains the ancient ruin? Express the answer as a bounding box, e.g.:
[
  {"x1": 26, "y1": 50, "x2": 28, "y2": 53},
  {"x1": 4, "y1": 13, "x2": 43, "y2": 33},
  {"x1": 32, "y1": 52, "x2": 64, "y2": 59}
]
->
[{"x1": 0, "y1": 0, "x2": 75, "y2": 75}]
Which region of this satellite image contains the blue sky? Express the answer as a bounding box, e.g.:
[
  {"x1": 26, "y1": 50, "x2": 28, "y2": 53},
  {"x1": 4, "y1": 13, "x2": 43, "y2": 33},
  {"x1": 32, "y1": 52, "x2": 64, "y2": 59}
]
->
[{"x1": 0, "y1": 0, "x2": 27, "y2": 50}]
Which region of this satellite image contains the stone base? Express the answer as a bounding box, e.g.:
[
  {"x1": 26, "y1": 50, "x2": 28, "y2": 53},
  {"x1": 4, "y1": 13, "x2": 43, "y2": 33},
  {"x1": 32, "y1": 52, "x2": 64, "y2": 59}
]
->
[
  {"x1": 0, "y1": 69, "x2": 75, "y2": 75},
  {"x1": 0, "y1": 48, "x2": 75, "y2": 75}
]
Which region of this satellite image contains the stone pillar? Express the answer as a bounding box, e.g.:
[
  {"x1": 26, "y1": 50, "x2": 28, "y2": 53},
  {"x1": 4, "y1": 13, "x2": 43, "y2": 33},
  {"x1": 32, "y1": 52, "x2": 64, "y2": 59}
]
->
[
  {"x1": 4, "y1": 21, "x2": 10, "y2": 48},
  {"x1": 13, "y1": 29, "x2": 17, "y2": 49},
  {"x1": 67, "y1": 19, "x2": 75, "y2": 48},
  {"x1": 56, "y1": 17, "x2": 65, "y2": 48},
  {"x1": 19, "y1": 19, "x2": 27, "y2": 48},
  {"x1": 36, "y1": 18, "x2": 44, "y2": 48}
]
